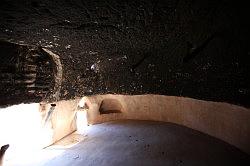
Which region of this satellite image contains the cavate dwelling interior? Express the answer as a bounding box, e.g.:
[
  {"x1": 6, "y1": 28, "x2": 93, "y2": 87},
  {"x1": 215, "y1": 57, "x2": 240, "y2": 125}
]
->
[{"x1": 0, "y1": 0, "x2": 250, "y2": 166}]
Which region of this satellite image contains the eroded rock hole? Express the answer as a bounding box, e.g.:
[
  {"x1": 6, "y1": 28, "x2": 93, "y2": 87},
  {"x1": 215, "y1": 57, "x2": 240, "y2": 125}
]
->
[
  {"x1": 99, "y1": 98, "x2": 122, "y2": 114},
  {"x1": 0, "y1": 40, "x2": 56, "y2": 106}
]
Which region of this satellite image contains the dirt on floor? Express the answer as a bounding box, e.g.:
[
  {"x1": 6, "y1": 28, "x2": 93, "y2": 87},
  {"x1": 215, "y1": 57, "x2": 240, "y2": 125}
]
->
[{"x1": 4, "y1": 120, "x2": 250, "y2": 166}]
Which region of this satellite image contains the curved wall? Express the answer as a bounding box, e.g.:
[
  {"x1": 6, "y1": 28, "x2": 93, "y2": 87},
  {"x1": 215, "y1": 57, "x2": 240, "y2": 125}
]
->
[{"x1": 79, "y1": 95, "x2": 250, "y2": 155}]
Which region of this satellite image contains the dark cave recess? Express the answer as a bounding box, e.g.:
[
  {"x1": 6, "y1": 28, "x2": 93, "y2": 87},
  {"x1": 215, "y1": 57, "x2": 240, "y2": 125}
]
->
[
  {"x1": 0, "y1": 0, "x2": 249, "y2": 107},
  {"x1": 0, "y1": 40, "x2": 55, "y2": 107}
]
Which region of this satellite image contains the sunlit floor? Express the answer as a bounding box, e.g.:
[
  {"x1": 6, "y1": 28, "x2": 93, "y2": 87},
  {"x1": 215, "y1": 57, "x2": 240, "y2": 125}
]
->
[{"x1": 4, "y1": 120, "x2": 250, "y2": 166}]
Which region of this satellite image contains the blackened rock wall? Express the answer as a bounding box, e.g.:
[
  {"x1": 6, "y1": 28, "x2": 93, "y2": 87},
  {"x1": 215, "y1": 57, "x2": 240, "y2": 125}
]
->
[
  {"x1": 0, "y1": 0, "x2": 249, "y2": 107},
  {"x1": 0, "y1": 41, "x2": 55, "y2": 106}
]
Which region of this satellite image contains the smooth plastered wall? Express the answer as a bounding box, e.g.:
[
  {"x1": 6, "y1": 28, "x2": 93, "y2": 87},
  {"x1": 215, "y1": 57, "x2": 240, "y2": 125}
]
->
[{"x1": 80, "y1": 94, "x2": 250, "y2": 155}]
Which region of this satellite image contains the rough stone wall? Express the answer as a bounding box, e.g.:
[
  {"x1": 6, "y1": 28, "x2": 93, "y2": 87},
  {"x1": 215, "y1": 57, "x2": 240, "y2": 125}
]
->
[{"x1": 0, "y1": 0, "x2": 249, "y2": 107}]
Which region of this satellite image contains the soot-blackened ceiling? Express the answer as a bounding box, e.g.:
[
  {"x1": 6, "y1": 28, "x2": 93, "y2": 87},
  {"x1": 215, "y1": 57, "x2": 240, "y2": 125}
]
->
[{"x1": 0, "y1": 0, "x2": 249, "y2": 107}]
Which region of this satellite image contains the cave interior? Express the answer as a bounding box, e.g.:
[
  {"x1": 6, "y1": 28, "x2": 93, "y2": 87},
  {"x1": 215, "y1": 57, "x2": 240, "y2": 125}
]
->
[{"x1": 0, "y1": 0, "x2": 250, "y2": 166}]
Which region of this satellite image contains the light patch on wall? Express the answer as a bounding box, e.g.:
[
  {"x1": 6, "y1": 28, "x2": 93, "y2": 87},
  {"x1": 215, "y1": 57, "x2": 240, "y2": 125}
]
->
[
  {"x1": 76, "y1": 111, "x2": 88, "y2": 133},
  {"x1": 77, "y1": 96, "x2": 90, "y2": 129},
  {"x1": 0, "y1": 103, "x2": 43, "y2": 148},
  {"x1": 0, "y1": 103, "x2": 61, "y2": 165}
]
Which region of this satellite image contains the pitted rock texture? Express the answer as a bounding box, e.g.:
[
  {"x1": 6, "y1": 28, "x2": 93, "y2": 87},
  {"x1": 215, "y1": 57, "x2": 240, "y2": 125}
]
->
[
  {"x1": 0, "y1": 41, "x2": 55, "y2": 106},
  {"x1": 0, "y1": 0, "x2": 249, "y2": 107}
]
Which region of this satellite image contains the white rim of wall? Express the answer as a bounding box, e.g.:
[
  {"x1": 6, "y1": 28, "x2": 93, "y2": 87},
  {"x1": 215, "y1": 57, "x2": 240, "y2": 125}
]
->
[{"x1": 42, "y1": 48, "x2": 62, "y2": 101}]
